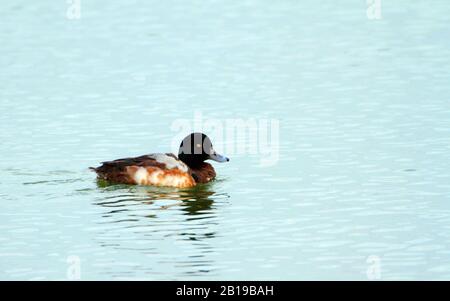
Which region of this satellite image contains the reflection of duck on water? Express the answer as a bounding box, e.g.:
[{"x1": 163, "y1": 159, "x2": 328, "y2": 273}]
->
[
  {"x1": 92, "y1": 179, "x2": 222, "y2": 277},
  {"x1": 150, "y1": 183, "x2": 216, "y2": 215},
  {"x1": 96, "y1": 179, "x2": 225, "y2": 216}
]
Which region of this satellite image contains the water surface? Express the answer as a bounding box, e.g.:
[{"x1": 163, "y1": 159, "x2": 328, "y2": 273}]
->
[{"x1": 1, "y1": 1, "x2": 450, "y2": 280}]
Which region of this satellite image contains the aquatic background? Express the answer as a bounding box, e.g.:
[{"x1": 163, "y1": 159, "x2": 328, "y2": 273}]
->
[{"x1": 1, "y1": 1, "x2": 450, "y2": 280}]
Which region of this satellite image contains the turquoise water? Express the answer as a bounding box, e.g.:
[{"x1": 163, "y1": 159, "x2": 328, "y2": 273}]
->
[{"x1": 1, "y1": 1, "x2": 450, "y2": 280}]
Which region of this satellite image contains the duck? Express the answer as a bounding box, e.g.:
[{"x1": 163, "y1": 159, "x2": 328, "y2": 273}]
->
[{"x1": 90, "y1": 133, "x2": 229, "y2": 188}]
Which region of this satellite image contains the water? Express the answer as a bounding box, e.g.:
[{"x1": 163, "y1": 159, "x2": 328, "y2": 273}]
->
[{"x1": 1, "y1": 1, "x2": 450, "y2": 280}]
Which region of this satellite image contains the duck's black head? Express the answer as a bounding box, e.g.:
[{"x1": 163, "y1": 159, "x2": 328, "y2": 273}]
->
[{"x1": 178, "y1": 133, "x2": 229, "y2": 168}]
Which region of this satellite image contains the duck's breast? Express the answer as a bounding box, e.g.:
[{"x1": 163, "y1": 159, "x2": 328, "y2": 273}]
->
[{"x1": 190, "y1": 162, "x2": 216, "y2": 184}]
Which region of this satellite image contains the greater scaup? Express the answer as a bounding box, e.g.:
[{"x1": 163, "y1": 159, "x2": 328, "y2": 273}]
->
[{"x1": 90, "y1": 133, "x2": 229, "y2": 188}]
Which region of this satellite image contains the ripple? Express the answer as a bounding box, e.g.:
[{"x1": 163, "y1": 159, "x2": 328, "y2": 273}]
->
[{"x1": 2, "y1": 0, "x2": 450, "y2": 280}]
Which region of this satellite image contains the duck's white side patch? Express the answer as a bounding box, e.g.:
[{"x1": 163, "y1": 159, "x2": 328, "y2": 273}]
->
[
  {"x1": 150, "y1": 154, "x2": 189, "y2": 172},
  {"x1": 133, "y1": 167, "x2": 148, "y2": 185},
  {"x1": 148, "y1": 169, "x2": 163, "y2": 183},
  {"x1": 128, "y1": 165, "x2": 195, "y2": 188}
]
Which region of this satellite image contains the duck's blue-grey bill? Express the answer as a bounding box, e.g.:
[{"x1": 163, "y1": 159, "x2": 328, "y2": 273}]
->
[{"x1": 209, "y1": 152, "x2": 229, "y2": 163}]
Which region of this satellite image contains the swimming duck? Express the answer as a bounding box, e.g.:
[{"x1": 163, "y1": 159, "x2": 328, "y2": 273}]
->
[{"x1": 90, "y1": 133, "x2": 229, "y2": 188}]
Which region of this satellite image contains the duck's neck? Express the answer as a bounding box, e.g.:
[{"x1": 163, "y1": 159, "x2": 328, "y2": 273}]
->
[{"x1": 179, "y1": 157, "x2": 206, "y2": 170}]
